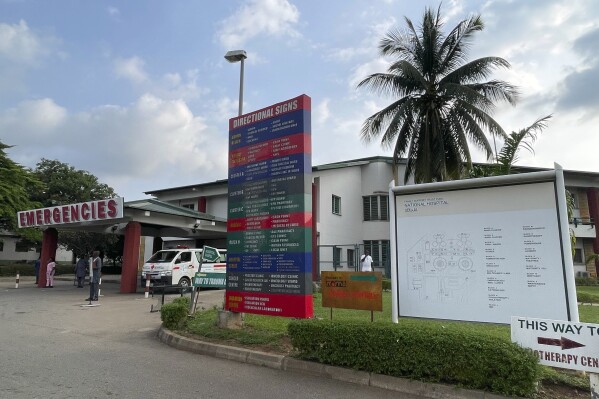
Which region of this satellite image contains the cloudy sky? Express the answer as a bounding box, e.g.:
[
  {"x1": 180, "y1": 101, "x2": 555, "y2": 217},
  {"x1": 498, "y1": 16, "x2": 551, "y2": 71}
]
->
[{"x1": 1, "y1": 0, "x2": 598, "y2": 201}]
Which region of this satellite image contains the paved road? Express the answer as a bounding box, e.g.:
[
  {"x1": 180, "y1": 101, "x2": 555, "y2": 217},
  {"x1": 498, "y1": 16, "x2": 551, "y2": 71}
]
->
[{"x1": 0, "y1": 276, "x2": 418, "y2": 399}]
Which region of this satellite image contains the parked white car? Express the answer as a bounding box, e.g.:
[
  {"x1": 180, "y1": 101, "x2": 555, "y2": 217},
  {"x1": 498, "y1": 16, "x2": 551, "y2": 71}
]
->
[{"x1": 140, "y1": 247, "x2": 226, "y2": 290}]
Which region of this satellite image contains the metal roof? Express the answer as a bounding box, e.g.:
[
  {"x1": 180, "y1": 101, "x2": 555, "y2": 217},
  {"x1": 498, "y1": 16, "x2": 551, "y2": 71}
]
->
[{"x1": 125, "y1": 198, "x2": 226, "y2": 222}]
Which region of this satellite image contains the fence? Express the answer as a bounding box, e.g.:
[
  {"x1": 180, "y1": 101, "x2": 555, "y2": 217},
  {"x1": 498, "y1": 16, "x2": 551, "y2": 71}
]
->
[{"x1": 317, "y1": 243, "x2": 390, "y2": 278}]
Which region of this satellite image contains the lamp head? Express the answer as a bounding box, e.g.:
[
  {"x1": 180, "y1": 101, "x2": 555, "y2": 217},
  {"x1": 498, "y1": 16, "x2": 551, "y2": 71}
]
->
[{"x1": 224, "y1": 50, "x2": 247, "y2": 63}]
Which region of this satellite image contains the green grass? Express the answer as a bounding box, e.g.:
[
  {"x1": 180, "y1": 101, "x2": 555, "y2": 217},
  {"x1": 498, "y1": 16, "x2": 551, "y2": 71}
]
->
[
  {"x1": 184, "y1": 292, "x2": 516, "y2": 350},
  {"x1": 185, "y1": 290, "x2": 599, "y2": 344},
  {"x1": 576, "y1": 285, "x2": 599, "y2": 295}
]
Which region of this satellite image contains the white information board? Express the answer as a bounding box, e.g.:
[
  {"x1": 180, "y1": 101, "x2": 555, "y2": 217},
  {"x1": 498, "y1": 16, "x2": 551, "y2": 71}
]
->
[
  {"x1": 512, "y1": 316, "x2": 599, "y2": 373},
  {"x1": 391, "y1": 171, "x2": 577, "y2": 324}
]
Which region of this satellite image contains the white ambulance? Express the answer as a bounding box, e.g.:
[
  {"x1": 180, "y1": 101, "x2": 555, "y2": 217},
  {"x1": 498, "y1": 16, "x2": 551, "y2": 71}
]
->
[{"x1": 140, "y1": 246, "x2": 226, "y2": 290}]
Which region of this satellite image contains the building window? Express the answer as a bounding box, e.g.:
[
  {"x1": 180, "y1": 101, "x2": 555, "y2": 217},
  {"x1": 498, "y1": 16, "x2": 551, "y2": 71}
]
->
[
  {"x1": 333, "y1": 246, "x2": 341, "y2": 269},
  {"x1": 181, "y1": 204, "x2": 195, "y2": 210},
  {"x1": 574, "y1": 248, "x2": 584, "y2": 264},
  {"x1": 363, "y1": 240, "x2": 390, "y2": 268},
  {"x1": 347, "y1": 249, "x2": 355, "y2": 269},
  {"x1": 0, "y1": 241, "x2": 3, "y2": 252},
  {"x1": 363, "y1": 196, "x2": 389, "y2": 221},
  {"x1": 332, "y1": 195, "x2": 341, "y2": 215},
  {"x1": 15, "y1": 240, "x2": 30, "y2": 253}
]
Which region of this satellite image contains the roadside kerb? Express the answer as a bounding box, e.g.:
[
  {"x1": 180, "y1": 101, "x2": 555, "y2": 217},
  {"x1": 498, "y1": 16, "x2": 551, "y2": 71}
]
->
[{"x1": 158, "y1": 327, "x2": 519, "y2": 399}]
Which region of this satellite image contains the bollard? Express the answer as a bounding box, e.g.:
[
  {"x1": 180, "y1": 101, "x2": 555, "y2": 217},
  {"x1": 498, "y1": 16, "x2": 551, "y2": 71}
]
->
[
  {"x1": 144, "y1": 278, "x2": 151, "y2": 299},
  {"x1": 15, "y1": 271, "x2": 20, "y2": 289},
  {"x1": 98, "y1": 277, "x2": 102, "y2": 298}
]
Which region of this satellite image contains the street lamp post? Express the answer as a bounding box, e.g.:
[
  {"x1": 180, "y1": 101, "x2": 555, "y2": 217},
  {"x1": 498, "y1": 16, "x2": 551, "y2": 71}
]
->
[
  {"x1": 221, "y1": 50, "x2": 248, "y2": 329},
  {"x1": 224, "y1": 50, "x2": 247, "y2": 116}
]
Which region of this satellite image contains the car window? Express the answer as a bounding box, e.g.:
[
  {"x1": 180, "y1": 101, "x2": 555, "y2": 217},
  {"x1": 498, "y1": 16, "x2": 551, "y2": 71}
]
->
[
  {"x1": 179, "y1": 252, "x2": 192, "y2": 262},
  {"x1": 194, "y1": 251, "x2": 202, "y2": 263},
  {"x1": 147, "y1": 250, "x2": 178, "y2": 263}
]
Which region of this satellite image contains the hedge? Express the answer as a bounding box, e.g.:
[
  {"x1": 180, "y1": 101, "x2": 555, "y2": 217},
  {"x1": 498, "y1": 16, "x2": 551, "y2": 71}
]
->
[
  {"x1": 288, "y1": 320, "x2": 540, "y2": 397},
  {"x1": 0, "y1": 263, "x2": 121, "y2": 277},
  {"x1": 161, "y1": 297, "x2": 190, "y2": 330},
  {"x1": 576, "y1": 277, "x2": 599, "y2": 286},
  {"x1": 577, "y1": 292, "x2": 599, "y2": 304}
]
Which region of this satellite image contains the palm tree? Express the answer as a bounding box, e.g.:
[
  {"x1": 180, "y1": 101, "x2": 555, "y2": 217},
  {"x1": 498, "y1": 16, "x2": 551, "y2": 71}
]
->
[
  {"x1": 357, "y1": 5, "x2": 518, "y2": 184},
  {"x1": 469, "y1": 115, "x2": 552, "y2": 177}
]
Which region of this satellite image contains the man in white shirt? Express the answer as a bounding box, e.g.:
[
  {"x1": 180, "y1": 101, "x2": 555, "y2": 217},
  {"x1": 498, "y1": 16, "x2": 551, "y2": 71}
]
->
[{"x1": 360, "y1": 251, "x2": 373, "y2": 272}]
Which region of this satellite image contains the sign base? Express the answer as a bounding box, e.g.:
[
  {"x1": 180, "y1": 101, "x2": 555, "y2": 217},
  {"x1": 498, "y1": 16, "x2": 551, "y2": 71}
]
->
[{"x1": 217, "y1": 310, "x2": 243, "y2": 329}]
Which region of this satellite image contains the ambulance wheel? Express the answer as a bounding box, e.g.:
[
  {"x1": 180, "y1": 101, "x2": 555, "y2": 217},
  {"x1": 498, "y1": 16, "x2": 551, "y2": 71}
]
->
[{"x1": 178, "y1": 277, "x2": 191, "y2": 293}]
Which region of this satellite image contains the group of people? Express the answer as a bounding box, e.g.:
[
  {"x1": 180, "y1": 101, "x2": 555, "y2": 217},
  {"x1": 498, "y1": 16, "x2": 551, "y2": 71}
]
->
[{"x1": 33, "y1": 251, "x2": 103, "y2": 300}]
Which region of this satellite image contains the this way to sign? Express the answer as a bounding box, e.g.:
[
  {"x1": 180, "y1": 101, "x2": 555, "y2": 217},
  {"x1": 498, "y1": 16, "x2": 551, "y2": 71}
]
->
[{"x1": 512, "y1": 316, "x2": 599, "y2": 373}]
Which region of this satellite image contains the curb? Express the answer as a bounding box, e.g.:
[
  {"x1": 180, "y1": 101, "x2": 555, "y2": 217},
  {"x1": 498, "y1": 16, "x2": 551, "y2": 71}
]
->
[{"x1": 157, "y1": 327, "x2": 518, "y2": 399}]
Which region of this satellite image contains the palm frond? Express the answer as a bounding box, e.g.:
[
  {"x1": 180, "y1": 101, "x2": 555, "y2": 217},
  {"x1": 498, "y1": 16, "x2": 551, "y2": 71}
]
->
[
  {"x1": 497, "y1": 115, "x2": 552, "y2": 174},
  {"x1": 439, "y1": 14, "x2": 484, "y2": 74}
]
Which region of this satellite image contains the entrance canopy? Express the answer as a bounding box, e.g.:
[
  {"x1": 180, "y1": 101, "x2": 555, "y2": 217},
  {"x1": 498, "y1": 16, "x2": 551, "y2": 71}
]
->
[
  {"x1": 40, "y1": 198, "x2": 227, "y2": 239},
  {"x1": 19, "y1": 197, "x2": 226, "y2": 294}
]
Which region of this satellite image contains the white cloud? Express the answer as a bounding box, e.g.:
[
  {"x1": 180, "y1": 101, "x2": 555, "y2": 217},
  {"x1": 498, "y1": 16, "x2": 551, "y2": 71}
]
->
[
  {"x1": 107, "y1": 6, "x2": 120, "y2": 17},
  {"x1": 217, "y1": 0, "x2": 300, "y2": 48},
  {"x1": 0, "y1": 98, "x2": 66, "y2": 136},
  {"x1": 113, "y1": 56, "x2": 207, "y2": 101},
  {"x1": 314, "y1": 98, "x2": 330, "y2": 125},
  {"x1": 349, "y1": 58, "x2": 390, "y2": 91},
  {"x1": 113, "y1": 56, "x2": 148, "y2": 83},
  {"x1": 155, "y1": 69, "x2": 208, "y2": 101},
  {"x1": 0, "y1": 20, "x2": 51, "y2": 65},
  {"x1": 0, "y1": 94, "x2": 229, "y2": 200}
]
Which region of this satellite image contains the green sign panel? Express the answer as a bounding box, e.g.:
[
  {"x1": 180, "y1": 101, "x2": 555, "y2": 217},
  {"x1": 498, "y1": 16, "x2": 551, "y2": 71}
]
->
[
  {"x1": 202, "y1": 245, "x2": 220, "y2": 262},
  {"x1": 193, "y1": 272, "x2": 226, "y2": 288}
]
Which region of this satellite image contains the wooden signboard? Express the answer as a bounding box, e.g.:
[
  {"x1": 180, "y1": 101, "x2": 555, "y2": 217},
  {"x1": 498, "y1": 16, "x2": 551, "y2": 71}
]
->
[{"x1": 321, "y1": 271, "x2": 383, "y2": 311}]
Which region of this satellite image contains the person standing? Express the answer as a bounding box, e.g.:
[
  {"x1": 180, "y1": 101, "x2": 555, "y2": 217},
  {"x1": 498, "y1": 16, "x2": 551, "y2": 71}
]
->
[
  {"x1": 87, "y1": 251, "x2": 102, "y2": 301},
  {"x1": 74, "y1": 256, "x2": 88, "y2": 288},
  {"x1": 360, "y1": 251, "x2": 373, "y2": 272},
  {"x1": 45, "y1": 257, "x2": 56, "y2": 288},
  {"x1": 34, "y1": 256, "x2": 41, "y2": 284}
]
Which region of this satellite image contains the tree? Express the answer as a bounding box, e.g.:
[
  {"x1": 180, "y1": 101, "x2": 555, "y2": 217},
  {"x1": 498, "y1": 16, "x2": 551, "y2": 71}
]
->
[
  {"x1": 0, "y1": 141, "x2": 44, "y2": 243},
  {"x1": 29, "y1": 159, "x2": 116, "y2": 206},
  {"x1": 57, "y1": 230, "x2": 121, "y2": 260},
  {"x1": 30, "y1": 159, "x2": 119, "y2": 257},
  {"x1": 357, "y1": 5, "x2": 518, "y2": 184},
  {"x1": 469, "y1": 115, "x2": 552, "y2": 178}
]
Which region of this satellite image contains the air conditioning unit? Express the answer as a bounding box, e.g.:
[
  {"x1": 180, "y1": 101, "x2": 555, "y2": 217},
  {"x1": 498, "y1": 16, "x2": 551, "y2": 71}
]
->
[{"x1": 577, "y1": 271, "x2": 590, "y2": 278}]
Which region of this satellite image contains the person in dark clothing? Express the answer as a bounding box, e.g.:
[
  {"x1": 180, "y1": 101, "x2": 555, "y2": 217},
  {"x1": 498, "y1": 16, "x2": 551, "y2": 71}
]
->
[
  {"x1": 34, "y1": 256, "x2": 41, "y2": 284},
  {"x1": 86, "y1": 251, "x2": 102, "y2": 301},
  {"x1": 74, "y1": 256, "x2": 88, "y2": 288}
]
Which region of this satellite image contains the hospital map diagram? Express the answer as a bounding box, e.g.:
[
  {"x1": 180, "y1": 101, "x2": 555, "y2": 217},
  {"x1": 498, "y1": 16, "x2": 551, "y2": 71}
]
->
[{"x1": 406, "y1": 233, "x2": 476, "y2": 302}]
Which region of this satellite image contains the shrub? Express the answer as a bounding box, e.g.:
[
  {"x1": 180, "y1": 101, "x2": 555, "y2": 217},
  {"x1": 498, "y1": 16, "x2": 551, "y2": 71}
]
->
[
  {"x1": 0, "y1": 263, "x2": 71, "y2": 277},
  {"x1": 288, "y1": 320, "x2": 540, "y2": 397},
  {"x1": 382, "y1": 278, "x2": 391, "y2": 291},
  {"x1": 577, "y1": 292, "x2": 599, "y2": 304},
  {"x1": 576, "y1": 277, "x2": 599, "y2": 286},
  {"x1": 161, "y1": 298, "x2": 190, "y2": 330}
]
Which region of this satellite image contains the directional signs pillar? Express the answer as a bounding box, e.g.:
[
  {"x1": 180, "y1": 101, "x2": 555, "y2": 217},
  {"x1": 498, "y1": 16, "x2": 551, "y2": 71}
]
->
[{"x1": 225, "y1": 94, "x2": 313, "y2": 318}]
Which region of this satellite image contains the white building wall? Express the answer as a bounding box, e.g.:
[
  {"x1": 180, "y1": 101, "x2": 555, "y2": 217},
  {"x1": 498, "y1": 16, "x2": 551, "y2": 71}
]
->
[
  {"x1": 0, "y1": 234, "x2": 71, "y2": 263},
  {"x1": 361, "y1": 161, "x2": 394, "y2": 241},
  {"x1": 208, "y1": 194, "x2": 228, "y2": 219},
  {"x1": 313, "y1": 167, "x2": 363, "y2": 272}
]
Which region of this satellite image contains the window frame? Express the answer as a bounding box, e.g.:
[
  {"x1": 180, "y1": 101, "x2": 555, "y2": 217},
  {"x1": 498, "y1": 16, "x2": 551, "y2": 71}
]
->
[
  {"x1": 332, "y1": 195, "x2": 341, "y2": 216},
  {"x1": 363, "y1": 195, "x2": 389, "y2": 221}
]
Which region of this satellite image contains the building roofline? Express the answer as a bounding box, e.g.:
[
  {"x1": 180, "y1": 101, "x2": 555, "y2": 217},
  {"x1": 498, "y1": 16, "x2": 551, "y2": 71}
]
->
[
  {"x1": 125, "y1": 198, "x2": 225, "y2": 222},
  {"x1": 144, "y1": 156, "x2": 399, "y2": 195},
  {"x1": 144, "y1": 179, "x2": 229, "y2": 195},
  {"x1": 144, "y1": 156, "x2": 599, "y2": 195}
]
